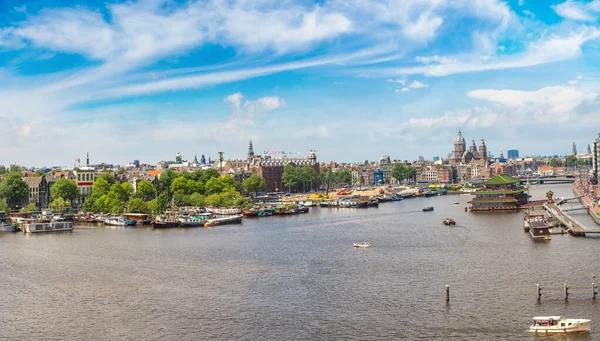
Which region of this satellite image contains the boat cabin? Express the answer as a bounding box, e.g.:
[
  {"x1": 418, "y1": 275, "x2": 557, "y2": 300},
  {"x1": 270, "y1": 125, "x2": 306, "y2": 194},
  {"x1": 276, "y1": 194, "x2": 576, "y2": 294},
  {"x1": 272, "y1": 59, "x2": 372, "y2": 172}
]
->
[
  {"x1": 532, "y1": 316, "x2": 561, "y2": 327},
  {"x1": 124, "y1": 213, "x2": 150, "y2": 222}
]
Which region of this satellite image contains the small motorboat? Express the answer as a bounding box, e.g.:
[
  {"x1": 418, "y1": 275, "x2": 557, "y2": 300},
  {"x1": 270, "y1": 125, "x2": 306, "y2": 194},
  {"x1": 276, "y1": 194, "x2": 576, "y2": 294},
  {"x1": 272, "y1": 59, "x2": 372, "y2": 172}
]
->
[
  {"x1": 453, "y1": 201, "x2": 459, "y2": 204},
  {"x1": 443, "y1": 218, "x2": 456, "y2": 225},
  {"x1": 423, "y1": 207, "x2": 434, "y2": 212},
  {"x1": 530, "y1": 316, "x2": 590, "y2": 334},
  {"x1": 353, "y1": 242, "x2": 371, "y2": 248}
]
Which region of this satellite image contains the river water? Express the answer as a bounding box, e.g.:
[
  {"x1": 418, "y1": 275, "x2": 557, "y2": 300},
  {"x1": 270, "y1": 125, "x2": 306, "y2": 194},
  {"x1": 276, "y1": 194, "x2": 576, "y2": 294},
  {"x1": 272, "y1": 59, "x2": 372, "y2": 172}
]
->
[{"x1": 2, "y1": 184, "x2": 600, "y2": 340}]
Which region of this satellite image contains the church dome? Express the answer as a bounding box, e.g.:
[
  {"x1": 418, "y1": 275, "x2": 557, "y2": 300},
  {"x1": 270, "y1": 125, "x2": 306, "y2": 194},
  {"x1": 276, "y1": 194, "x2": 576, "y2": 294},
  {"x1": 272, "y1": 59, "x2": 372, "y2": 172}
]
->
[{"x1": 454, "y1": 130, "x2": 465, "y2": 144}]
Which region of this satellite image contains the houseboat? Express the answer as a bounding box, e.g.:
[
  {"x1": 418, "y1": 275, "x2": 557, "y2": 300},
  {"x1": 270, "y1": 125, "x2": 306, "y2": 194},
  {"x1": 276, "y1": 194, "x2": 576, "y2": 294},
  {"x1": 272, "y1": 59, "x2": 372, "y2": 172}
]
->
[
  {"x1": 124, "y1": 213, "x2": 151, "y2": 225},
  {"x1": 22, "y1": 221, "x2": 73, "y2": 233},
  {"x1": 205, "y1": 207, "x2": 242, "y2": 215},
  {"x1": 530, "y1": 316, "x2": 590, "y2": 334},
  {"x1": 179, "y1": 214, "x2": 211, "y2": 227},
  {"x1": 0, "y1": 212, "x2": 17, "y2": 232}
]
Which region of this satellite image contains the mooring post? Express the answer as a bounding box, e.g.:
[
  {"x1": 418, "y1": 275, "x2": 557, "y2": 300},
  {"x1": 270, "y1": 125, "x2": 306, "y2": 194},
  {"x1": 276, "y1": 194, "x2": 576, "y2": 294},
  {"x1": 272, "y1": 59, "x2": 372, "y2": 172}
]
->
[
  {"x1": 537, "y1": 284, "x2": 542, "y2": 300},
  {"x1": 445, "y1": 285, "x2": 449, "y2": 302},
  {"x1": 564, "y1": 283, "x2": 569, "y2": 301},
  {"x1": 594, "y1": 283, "x2": 598, "y2": 300}
]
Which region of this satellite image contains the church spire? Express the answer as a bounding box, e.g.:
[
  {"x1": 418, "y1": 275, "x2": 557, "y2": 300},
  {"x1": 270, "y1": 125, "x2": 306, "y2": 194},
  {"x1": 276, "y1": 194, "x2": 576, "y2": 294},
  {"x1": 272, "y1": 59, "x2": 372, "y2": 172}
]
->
[{"x1": 247, "y1": 139, "x2": 255, "y2": 159}]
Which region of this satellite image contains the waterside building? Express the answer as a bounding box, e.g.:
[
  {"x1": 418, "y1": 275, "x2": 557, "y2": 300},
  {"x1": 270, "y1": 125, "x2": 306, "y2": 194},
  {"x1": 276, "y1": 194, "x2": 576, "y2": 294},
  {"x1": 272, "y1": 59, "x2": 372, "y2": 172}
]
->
[{"x1": 468, "y1": 175, "x2": 529, "y2": 211}]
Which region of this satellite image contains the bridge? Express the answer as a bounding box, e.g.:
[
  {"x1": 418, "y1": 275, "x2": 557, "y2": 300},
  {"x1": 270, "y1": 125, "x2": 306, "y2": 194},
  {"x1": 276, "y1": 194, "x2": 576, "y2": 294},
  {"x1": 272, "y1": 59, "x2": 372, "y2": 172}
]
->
[
  {"x1": 544, "y1": 203, "x2": 600, "y2": 236},
  {"x1": 520, "y1": 177, "x2": 575, "y2": 185}
]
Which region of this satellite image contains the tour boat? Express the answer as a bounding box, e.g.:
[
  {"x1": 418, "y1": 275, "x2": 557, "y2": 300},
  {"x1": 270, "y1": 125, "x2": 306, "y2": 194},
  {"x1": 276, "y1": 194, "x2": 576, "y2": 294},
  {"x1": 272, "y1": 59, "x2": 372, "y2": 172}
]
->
[
  {"x1": 353, "y1": 242, "x2": 371, "y2": 248},
  {"x1": 530, "y1": 316, "x2": 590, "y2": 334},
  {"x1": 443, "y1": 218, "x2": 456, "y2": 225},
  {"x1": 423, "y1": 206, "x2": 434, "y2": 212}
]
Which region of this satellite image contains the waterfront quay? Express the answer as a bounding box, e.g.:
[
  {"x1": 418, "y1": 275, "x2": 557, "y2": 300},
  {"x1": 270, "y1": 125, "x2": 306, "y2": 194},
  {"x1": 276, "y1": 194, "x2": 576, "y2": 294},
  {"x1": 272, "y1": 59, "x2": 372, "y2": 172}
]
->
[{"x1": 4, "y1": 183, "x2": 600, "y2": 340}]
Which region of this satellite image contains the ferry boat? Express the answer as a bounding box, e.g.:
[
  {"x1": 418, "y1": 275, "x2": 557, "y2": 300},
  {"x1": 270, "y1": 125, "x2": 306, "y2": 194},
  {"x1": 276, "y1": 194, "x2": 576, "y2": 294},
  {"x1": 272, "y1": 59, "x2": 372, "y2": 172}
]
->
[
  {"x1": 23, "y1": 221, "x2": 73, "y2": 233},
  {"x1": 530, "y1": 316, "x2": 590, "y2": 334}
]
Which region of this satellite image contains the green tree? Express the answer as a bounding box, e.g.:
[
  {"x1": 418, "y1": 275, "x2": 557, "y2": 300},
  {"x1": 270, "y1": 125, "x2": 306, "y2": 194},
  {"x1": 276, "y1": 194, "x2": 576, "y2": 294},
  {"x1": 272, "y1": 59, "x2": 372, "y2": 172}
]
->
[
  {"x1": 127, "y1": 198, "x2": 150, "y2": 214},
  {"x1": 51, "y1": 178, "x2": 79, "y2": 201},
  {"x1": 565, "y1": 155, "x2": 578, "y2": 168},
  {"x1": 171, "y1": 176, "x2": 189, "y2": 194},
  {"x1": 205, "y1": 188, "x2": 240, "y2": 207},
  {"x1": 391, "y1": 163, "x2": 407, "y2": 183},
  {"x1": 282, "y1": 164, "x2": 299, "y2": 192},
  {"x1": 334, "y1": 169, "x2": 352, "y2": 187},
  {"x1": 205, "y1": 176, "x2": 236, "y2": 195},
  {"x1": 299, "y1": 166, "x2": 317, "y2": 192},
  {"x1": 118, "y1": 168, "x2": 126, "y2": 175},
  {"x1": 20, "y1": 203, "x2": 38, "y2": 212},
  {"x1": 186, "y1": 180, "x2": 205, "y2": 195},
  {"x1": 549, "y1": 158, "x2": 563, "y2": 168},
  {"x1": 188, "y1": 192, "x2": 205, "y2": 207},
  {"x1": 158, "y1": 169, "x2": 177, "y2": 194},
  {"x1": 404, "y1": 167, "x2": 416, "y2": 183},
  {"x1": 149, "y1": 192, "x2": 169, "y2": 214},
  {"x1": 136, "y1": 180, "x2": 157, "y2": 201},
  {"x1": 0, "y1": 171, "x2": 29, "y2": 209},
  {"x1": 450, "y1": 166, "x2": 458, "y2": 183},
  {"x1": 33, "y1": 169, "x2": 46, "y2": 176},
  {"x1": 91, "y1": 177, "x2": 111, "y2": 197},
  {"x1": 0, "y1": 166, "x2": 7, "y2": 175},
  {"x1": 243, "y1": 174, "x2": 266, "y2": 196},
  {"x1": 0, "y1": 198, "x2": 9, "y2": 213},
  {"x1": 201, "y1": 168, "x2": 220, "y2": 183},
  {"x1": 50, "y1": 198, "x2": 70, "y2": 213}
]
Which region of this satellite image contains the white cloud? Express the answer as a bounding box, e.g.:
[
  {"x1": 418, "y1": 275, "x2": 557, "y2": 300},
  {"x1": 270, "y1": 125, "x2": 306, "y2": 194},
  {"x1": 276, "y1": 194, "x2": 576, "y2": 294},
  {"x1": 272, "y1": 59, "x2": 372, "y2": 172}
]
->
[
  {"x1": 468, "y1": 85, "x2": 597, "y2": 123},
  {"x1": 409, "y1": 80, "x2": 428, "y2": 89},
  {"x1": 553, "y1": 0, "x2": 600, "y2": 21},
  {"x1": 396, "y1": 87, "x2": 410, "y2": 93},
  {"x1": 372, "y1": 27, "x2": 600, "y2": 77},
  {"x1": 386, "y1": 78, "x2": 406, "y2": 85}
]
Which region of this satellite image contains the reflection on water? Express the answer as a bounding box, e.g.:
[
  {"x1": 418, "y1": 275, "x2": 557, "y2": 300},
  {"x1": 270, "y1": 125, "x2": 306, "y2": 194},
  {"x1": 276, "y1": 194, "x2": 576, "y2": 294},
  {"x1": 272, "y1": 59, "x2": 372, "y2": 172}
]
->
[{"x1": 1, "y1": 184, "x2": 600, "y2": 340}]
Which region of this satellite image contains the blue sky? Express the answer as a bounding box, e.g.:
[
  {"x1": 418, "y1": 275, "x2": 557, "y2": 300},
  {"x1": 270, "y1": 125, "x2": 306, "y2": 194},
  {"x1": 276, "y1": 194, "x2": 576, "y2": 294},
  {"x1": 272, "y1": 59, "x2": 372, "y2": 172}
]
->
[{"x1": 1, "y1": 0, "x2": 600, "y2": 167}]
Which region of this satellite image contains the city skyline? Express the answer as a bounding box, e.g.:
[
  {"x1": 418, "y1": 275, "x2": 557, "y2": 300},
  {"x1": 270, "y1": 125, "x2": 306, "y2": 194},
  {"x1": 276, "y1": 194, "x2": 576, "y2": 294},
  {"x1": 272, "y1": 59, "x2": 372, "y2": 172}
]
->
[{"x1": 1, "y1": 0, "x2": 600, "y2": 165}]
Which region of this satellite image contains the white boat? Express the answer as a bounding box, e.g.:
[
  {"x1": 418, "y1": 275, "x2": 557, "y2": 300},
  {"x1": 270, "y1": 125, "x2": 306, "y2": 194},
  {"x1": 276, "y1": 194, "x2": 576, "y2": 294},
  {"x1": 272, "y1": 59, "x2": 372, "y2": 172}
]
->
[
  {"x1": 353, "y1": 242, "x2": 371, "y2": 248},
  {"x1": 104, "y1": 217, "x2": 126, "y2": 227},
  {"x1": 530, "y1": 316, "x2": 590, "y2": 334},
  {"x1": 204, "y1": 214, "x2": 243, "y2": 227},
  {"x1": 453, "y1": 201, "x2": 459, "y2": 204},
  {"x1": 23, "y1": 222, "x2": 73, "y2": 233},
  {"x1": 205, "y1": 207, "x2": 242, "y2": 215}
]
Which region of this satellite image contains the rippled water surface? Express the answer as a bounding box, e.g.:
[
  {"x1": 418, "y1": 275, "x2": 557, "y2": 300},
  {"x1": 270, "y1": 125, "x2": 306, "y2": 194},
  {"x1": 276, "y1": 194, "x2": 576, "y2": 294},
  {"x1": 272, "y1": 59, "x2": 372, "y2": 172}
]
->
[{"x1": 2, "y1": 184, "x2": 600, "y2": 340}]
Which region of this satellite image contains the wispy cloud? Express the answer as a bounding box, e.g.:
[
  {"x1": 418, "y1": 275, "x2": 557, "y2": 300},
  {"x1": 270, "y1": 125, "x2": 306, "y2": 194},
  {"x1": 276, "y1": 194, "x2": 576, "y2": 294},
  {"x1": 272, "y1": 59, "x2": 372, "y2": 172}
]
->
[
  {"x1": 368, "y1": 27, "x2": 600, "y2": 77},
  {"x1": 553, "y1": 0, "x2": 600, "y2": 22}
]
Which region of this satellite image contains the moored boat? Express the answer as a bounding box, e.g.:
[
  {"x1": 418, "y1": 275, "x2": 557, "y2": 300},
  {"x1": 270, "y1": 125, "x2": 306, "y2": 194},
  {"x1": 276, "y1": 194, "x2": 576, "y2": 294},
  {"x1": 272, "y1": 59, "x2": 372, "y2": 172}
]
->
[
  {"x1": 205, "y1": 207, "x2": 242, "y2": 215},
  {"x1": 204, "y1": 214, "x2": 243, "y2": 227},
  {"x1": 179, "y1": 213, "x2": 211, "y2": 227},
  {"x1": 530, "y1": 316, "x2": 590, "y2": 334},
  {"x1": 23, "y1": 221, "x2": 73, "y2": 233}
]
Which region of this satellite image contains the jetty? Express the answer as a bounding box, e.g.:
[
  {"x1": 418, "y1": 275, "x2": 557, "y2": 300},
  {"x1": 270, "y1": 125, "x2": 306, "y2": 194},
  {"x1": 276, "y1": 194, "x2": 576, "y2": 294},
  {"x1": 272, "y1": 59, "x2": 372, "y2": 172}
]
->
[{"x1": 543, "y1": 203, "x2": 600, "y2": 236}]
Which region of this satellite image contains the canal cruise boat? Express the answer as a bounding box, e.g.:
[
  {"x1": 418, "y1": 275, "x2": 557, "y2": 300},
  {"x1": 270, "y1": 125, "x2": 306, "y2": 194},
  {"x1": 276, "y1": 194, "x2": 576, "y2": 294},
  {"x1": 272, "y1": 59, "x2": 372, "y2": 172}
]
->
[{"x1": 530, "y1": 316, "x2": 590, "y2": 334}]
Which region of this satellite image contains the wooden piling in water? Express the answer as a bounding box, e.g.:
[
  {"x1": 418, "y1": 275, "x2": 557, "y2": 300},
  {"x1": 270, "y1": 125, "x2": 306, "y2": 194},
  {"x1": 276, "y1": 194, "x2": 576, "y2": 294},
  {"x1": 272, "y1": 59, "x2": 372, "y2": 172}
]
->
[
  {"x1": 445, "y1": 285, "x2": 449, "y2": 302},
  {"x1": 564, "y1": 283, "x2": 569, "y2": 301},
  {"x1": 537, "y1": 284, "x2": 542, "y2": 300}
]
